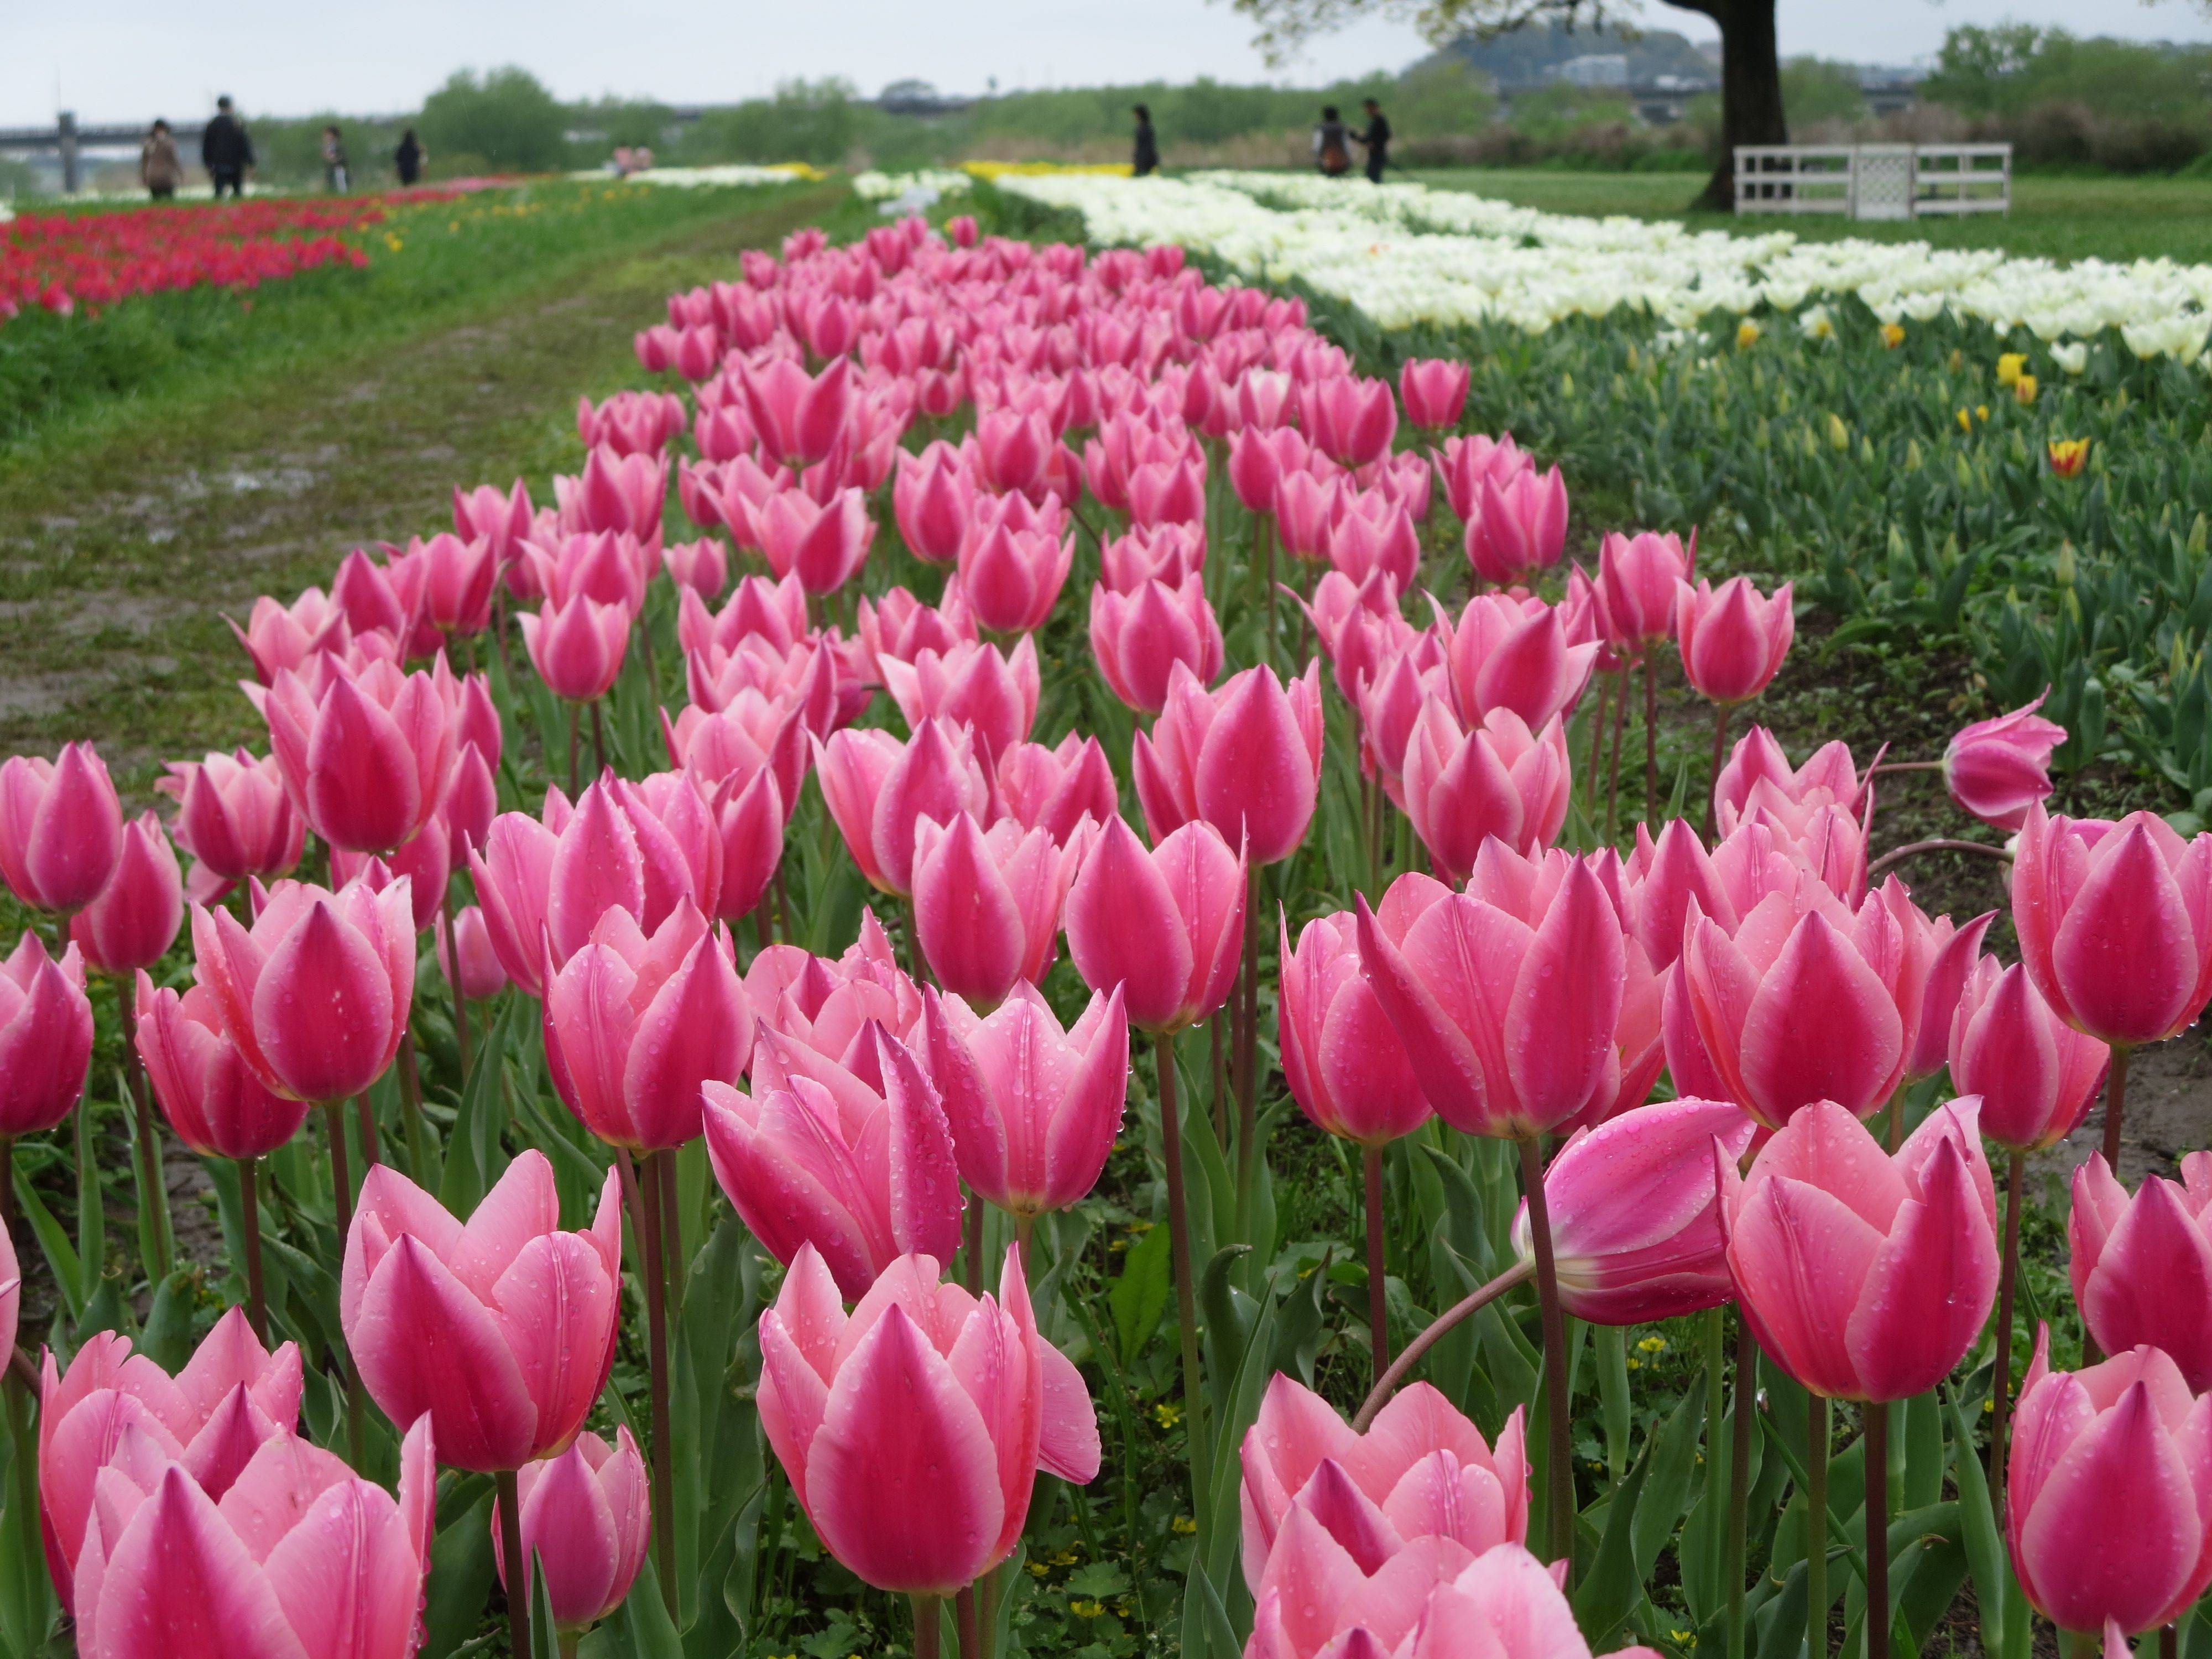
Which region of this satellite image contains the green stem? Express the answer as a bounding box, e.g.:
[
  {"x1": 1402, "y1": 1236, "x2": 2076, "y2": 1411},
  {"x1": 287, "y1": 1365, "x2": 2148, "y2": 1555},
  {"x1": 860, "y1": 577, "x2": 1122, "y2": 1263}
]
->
[
  {"x1": 1866, "y1": 1400, "x2": 1890, "y2": 1659},
  {"x1": 641, "y1": 1150, "x2": 677, "y2": 1611},
  {"x1": 1644, "y1": 654, "x2": 1660, "y2": 827},
  {"x1": 4, "y1": 1370, "x2": 40, "y2": 1630},
  {"x1": 441, "y1": 883, "x2": 472, "y2": 1085},
  {"x1": 1808, "y1": 1393, "x2": 1830, "y2": 1659},
  {"x1": 1704, "y1": 1309, "x2": 1730, "y2": 1613},
  {"x1": 322, "y1": 1099, "x2": 366, "y2": 1469},
  {"x1": 1234, "y1": 865, "x2": 1260, "y2": 1234},
  {"x1": 497, "y1": 1467, "x2": 530, "y2": 1657},
  {"x1": 354, "y1": 1092, "x2": 380, "y2": 1169},
  {"x1": 1517, "y1": 1133, "x2": 1574, "y2": 1572},
  {"x1": 1727, "y1": 1314, "x2": 1759, "y2": 1659},
  {"x1": 914, "y1": 1594, "x2": 943, "y2": 1659},
  {"x1": 1355, "y1": 1260, "x2": 1533, "y2": 1431},
  {"x1": 1363, "y1": 1144, "x2": 1390, "y2": 1376},
  {"x1": 1992, "y1": 1150, "x2": 2025, "y2": 1521},
  {"x1": 956, "y1": 1584, "x2": 982, "y2": 1659},
  {"x1": 1597, "y1": 1323, "x2": 1630, "y2": 1481},
  {"x1": 397, "y1": 1036, "x2": 429, "y2": 1181},
  {"x1": 1705, "y1": 703, "x2": 1731, "y2": 843},
  {"x1": 118, "y1": 978, "x2": 172, "y2": 1280},
  {"x1": 2101, "y1": 1045, "x2": 2131, "y2": 1173},
  {"x1": 567, "y1": 702, "x2": 581, "y2": 797},
  {"x1": 239, "y1": 1157, "x2": 267, "y2": 1343},
  {"x1": 1156, "y1": 1032, "x2": 1212, "y2": 1550}
]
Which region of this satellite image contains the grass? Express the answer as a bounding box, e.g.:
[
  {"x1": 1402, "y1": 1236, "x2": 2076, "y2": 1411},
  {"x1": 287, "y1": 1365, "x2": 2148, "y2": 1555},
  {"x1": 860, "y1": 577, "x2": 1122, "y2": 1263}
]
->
[{"x1": 1403, "y1": 166, "x2": 2212, "y2": 263}]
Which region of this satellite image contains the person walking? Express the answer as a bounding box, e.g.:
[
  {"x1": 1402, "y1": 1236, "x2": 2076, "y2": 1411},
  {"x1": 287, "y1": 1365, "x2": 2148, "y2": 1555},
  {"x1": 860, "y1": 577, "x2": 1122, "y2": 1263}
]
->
[
  {"x1": 321, "y1": 125, "x2": 350, "y2": 192},
  {"x1": 140, "y1": 119, "x2": 183, "y2": 201},
  {"x1": 1131, "y1": 104, "x2": 1160, "y2": 178},
  {"x1": 1313, "y1": 105, "x2": 1352, "y2": 178},
  {"x1": 202, "y1": 96, "x2": 253, "y2": 198},
  {"x1": 394, "y1": 128, "x2": 426, "y2": 186},
  {"x1": 1355, "y1": 97, "x2": 1392, "y2": 184}
]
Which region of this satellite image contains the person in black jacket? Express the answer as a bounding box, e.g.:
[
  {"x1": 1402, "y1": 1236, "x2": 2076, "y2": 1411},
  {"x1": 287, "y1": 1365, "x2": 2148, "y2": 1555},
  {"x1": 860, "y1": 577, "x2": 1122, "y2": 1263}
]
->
[
  {"x1": 1355, "y1": 98, "x2": 1392, "y2": 184},
  {"x1": 394, "y1": 128, "x2": 425, "y2": 186},
  {"x1": 202, "y1": 95, "x2": 253, "y2": 197},
  {"x1": 1131, "y1": 105, "x2": 1160, "y2": 178}
]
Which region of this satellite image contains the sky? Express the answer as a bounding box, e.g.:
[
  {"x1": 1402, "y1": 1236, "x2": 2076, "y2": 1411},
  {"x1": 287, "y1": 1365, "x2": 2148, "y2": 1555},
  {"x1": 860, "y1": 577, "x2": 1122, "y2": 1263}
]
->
[{"x1": 7, "y1": 0, "x2": 2212, "y2": 127}]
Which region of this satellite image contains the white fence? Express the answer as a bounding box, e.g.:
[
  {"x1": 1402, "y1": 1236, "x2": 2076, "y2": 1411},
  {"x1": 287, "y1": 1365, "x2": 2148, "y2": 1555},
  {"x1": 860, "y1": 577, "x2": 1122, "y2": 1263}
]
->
[{"x1": 1734, "y1": 143, "x2": 2011, "y2": 221}]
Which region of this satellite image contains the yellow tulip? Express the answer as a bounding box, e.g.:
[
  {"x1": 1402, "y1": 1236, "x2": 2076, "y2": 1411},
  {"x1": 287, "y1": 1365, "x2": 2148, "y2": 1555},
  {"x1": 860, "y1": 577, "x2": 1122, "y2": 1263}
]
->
[
  {"x1": 1880, "y1": 322, "x2": 1907, "y2": 349},
  {"x1": 2048, "y1": 438, "x2": 2091, "y2": 478},
  {"x1": 1736, "y1": 320, "x2": 1760, "y2": 349},
  {"x1": 2014, "y1": 374, "x2": 2039, "y2": 405},
  {"x1": 1996, "y1": 353, "x2": 2027, "y2": 387}
]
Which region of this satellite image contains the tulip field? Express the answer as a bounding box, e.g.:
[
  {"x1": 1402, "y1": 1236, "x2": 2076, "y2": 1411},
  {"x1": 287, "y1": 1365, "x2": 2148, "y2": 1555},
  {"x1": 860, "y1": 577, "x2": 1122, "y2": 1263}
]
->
[{"x1": 2, "y1": 165, "x2": 2212, "y2": 1659}]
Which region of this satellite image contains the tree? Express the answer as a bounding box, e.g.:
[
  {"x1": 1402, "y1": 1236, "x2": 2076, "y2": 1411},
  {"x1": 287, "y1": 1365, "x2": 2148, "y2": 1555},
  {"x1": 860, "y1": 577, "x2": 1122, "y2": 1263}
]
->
[
  {"x1": 419, "y1": 66, "x2": 570, "y2": 175},
  {"x1": 1224, "y1": 0, "x2": 1783, "y2": 210}
]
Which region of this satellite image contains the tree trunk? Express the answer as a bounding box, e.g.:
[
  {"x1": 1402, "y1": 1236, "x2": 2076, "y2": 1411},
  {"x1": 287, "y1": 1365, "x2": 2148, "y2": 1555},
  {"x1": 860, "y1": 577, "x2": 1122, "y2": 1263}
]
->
[{"x1": 1665, "y1": 0, "x2": 1787, "y2": 212}]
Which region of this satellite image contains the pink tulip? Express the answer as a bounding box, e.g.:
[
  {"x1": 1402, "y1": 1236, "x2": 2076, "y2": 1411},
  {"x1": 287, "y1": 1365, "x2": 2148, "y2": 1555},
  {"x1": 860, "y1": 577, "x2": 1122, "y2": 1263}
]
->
[
  {"x1": 894, "y1": 444, "x2": 975, "y2": 566},
  {"x1": 541, "y1": 900, "x2": 751, "y2": 1150},
  {"x1": 0, "y1": 1223, "x2": 14, "y2": 1385},
  {"x1": 971, "y1": 408, "x2": 1056, "y2": 499},
  {"x1": 1329, "y1": 498, "x2": 1421, "y2": 591},
  {"x1": 343, "y1": 1151, "x2": 624, "y2": 1471},
  {"x1": 521, "y1": 530, "x2": 648, "y2": 619},
  {"x1": 562, "y1": 446, "x2": 667, "y2": 542},
  {"x1": 817, "y1": 719, "x2": 992, "y2": 899},
  {"x1": 1230, "y1": 425, "x2": 1285, "y2": 514},
  {"x1": 2068, "y1": 1153, "x2": 2212, "y2": 1392},
  {"x1": 158, "y1": 750, "x2": 305, "y2": 904},
  {"x1": 758, "y1": 487, "x2": 875, "y2": 596},
  {"x1": 1133, "y1": 659, "x2": 1323, "y2": 865},
  {"x1": 227, "y1": 588, "x2": 351, "y2": 687},
  {"x1": 0, "y1": 743, "x2": 124, "y2": 915},
  {"x1": 661, "y1": 535, "x2": 729, "y2": 598},
  {"x1": 1433, "y1": 434, "x2": 1531, "y2": 523},
  {"x1": 1508, "y1": 1098, "x2": 1756, "y2": 1324},
  {"x1": 1355, "y1": 855, "x2": 1625, "y2": 1139},
  {"x1": 1065, "y1": 816, "x2": 1245, "y2": 1035},
  {"x1": 756, "y1": 1243, "x2": 1099, "y2": 1595},
  {"x1": 1945, "y1": 692, "x2": 2064, "y2": 830},
  {"x1": 134, "y1": 974, "x2": 310, "y2": 1160},
  {"x1": 492, "y1": 1428, "x2": 650, "y2": 1638},
  {"x1": 330, "y1": 810, "x2": 450, "y2": 932},
  {"x1": 880, "y1": 637, "x2": 1040, "y2": 767},
  {"x1": 1089, "y1": 574, "x2": 1225, "y2": 716},
  {"x1": 1720, "y1": 1098, "x2": 1997, "y2": 1400},
  {"x1": 455, "y1": 478, "x2": 535, "y2": 567},
  {"x1": 1901, "y1": 907, "x2": 1995, "y2": 1082},
  {"x1": 1948, "y1": 957, "x2": 2107, "y2": 1151},
  {"x1": 744, "y1": 917, "x2": 922, "y2": 1067},
  {"x1": 1276, "y1": 469, "x2": 1345, "y2": 565},
  {"x1": 996, "y1": 735, "x2": 1119, "y2": 844},
  {"x1": 1595, "y1": 530, "x2": 1691, "y2": 650},
  {"x1": 1441, "y1": 593, "x2": 1598, "y2": 731},
  {"x1": 1677, "y1": 882, "x2": 1923, "y2": 1128},
  {"x1": 1399, "y1": 358, "x2": 1470, "y2": 431},
  {"x1": 958, "y1": 516, "x2": 1073, "y2": 635},
  {"x1": 1711, "y1": 728, "x2": 1867, "y2": 837},
  {"x1": 253, "y1": 661, "x2": 456, "y2": 853},
  {"x1": 1277, "y1": 910, "x2": 1431, "y2": 1147},
  {"x1": 921, "y1": 981, "x2": 1128, "y2": 1217},
  {"x1": 744, "y1": 356, "x2": 854, "y2": 469},
  {"x1": 700, "y1": 767, "x2": 784, "y2": 924},
  {"x1": 910, "y1": 812, "x2": 1080, "y2": 1007},
  {"x1": 1674, "y1": 576, "x2": 1795, "y2": 706},
  {"x1": 2007, "y1": 1331, "x2": 2212, "y2": 1639},
  {"x1": 580, "y1": 388, "x2": 686, "y2": 455},
  {"x1": 433, "y1": 904, "x2": 508, "y2": 1002},
  {"x1": 0, "y1": 932, "x2": 94, "y2": 1136},
  {"x1": 408, "y1": 531, "x2": 498, "y2": 638},
  {"x1": 189, "y1": 877, "x2": 414, "y2": 1105},
  {"x1": 38, "y1": 1307, "x2": 306, "y2": 1602},
  {"x1": 2013, "y1": 804, "x2": 2212, "y2": 1049},
  {"x1": 858, "y1": 582, "x2": 979, "y2": 672},
  {"x1": 1464, "y1": 466, "x2": 1567, "y2": 586},
  {"x1": 705, "y1": 1024, "x2": 961, "y2": 1295},
  {"x1": 330, "y1": 547, "x2": 416, "y2": 648},
  {"x1": 1301, "y1": 375, "x2": 1397, "y2": 468},
  {"x1": 1400, "y1": 700, "x2": 1571, "y2": 877},
  {"x1": 1239, "y1": 1374, "x2": 1527, "y2": 1598},
  {"x1": 67, "y1": 812, "x2": 184, "y2": 978},
  {"x1": 681, "y1": 570, "x2": 808, "y2": 658}
]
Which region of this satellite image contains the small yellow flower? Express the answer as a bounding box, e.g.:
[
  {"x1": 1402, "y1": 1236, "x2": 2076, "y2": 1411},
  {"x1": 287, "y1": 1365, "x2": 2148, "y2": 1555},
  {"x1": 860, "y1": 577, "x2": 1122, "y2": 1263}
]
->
[
  {"x1": 1735, "y1": 320, "x2": 1760, "y2": 349},
  {"x1": 1956, "y1": 408, "x2": 1974, "y2": 434},
  {"x1": 1976, "y1": 404, "x2": 1990, "y2": 422},
  {"x1": 1172, "y1": 1514, "x2": 1198, "y2": 1535},
  {"x1": 1880, "y1": 322, "x2": 1906, "y2": 349},
  {"x1": 1154, "y1": 1402, "x2": 1182, "y2": 1429},
  {"x1": 2013, "y1": 374, "x2": 2039, "y2": 406},
  {"x1": 2049, "y1": 438, "x2": 2091, "y2": 478},
  {"x1": 1996, "y1": 352, "x2": 2027, "y2": 387},
  {"x1": 1072, "y1": 1600, "x2": 1105, "y2": 1619},
  {"x1": 1029, "y1": 1562, "x2": 1051, "y2": 1578},
  {"x1": 1638, "y1": 1335, "x2": 1669, "y2": 1354},
  {"x1": 1626, "y1": 1357, "x2": 1642, "y2": 1370}
]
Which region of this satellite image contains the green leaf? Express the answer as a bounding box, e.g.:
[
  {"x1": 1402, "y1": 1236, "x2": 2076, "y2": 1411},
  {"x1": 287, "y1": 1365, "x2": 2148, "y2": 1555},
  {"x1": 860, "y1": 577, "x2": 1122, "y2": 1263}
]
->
[
  {"x1": 138, "y1": 1270, "x2": 199, "y2": 1372},
  {"x1": 1184, "y1": 1555, "x2": 1244, "y2": 1659},
  {"x1": 1108, "y1": 1220, "x2": 1172, "y2": 1365},
  {"x1": 1946, "y1": 1386, "x2": 2008, "y2": 1656},
  {"x1": 14, "y1": 1161, "x2": 84, "y2": 1324},
  {"x1": 1572, "y1": 1414, "x2": 1653, "y2": 1646},
  {"x1": 1067, "y1": 1562, "x2": 1131, "y2": 1599},
  {"x1": 420, "y1": 1482, "x2": 497, "y2": 1659},
  {"x1": 1632, "y1": 1365, "x2": 1709, "y2": 1582}
]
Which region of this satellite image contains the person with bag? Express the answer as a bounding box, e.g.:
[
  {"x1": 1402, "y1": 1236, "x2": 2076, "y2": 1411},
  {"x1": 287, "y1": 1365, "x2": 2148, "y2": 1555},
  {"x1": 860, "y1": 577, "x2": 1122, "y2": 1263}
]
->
[
  {"x1": 140, "y1": 119, "x2": 183, "y2": 201},
  {"x1": 1313, "y1": 105, "x2": 1352, "y2": 178}
]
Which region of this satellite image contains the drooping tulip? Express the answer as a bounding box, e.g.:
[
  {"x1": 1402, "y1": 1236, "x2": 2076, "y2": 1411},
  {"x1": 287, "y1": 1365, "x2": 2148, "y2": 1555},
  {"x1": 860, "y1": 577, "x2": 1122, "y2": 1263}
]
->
[
  {"x1": 909, "y1": 812, "x2": 1081, "y2": 1008},
  {"x1": 1509, "y1": 1098, "x2": 1756, "y2": 1324},
  {"x1": 1277, "y1": 910, "x2": 1431, "y2": 1147},
  {"x1": 1463, "y1": 465, "x2": 1567, "y2": 586},
  {"x1": 1720, "y1": 1098, "x2": 1998, "y2": 1401},
  {"x1": 1945, "y1": 691, "x2": 2065, "y2": 831},
  {"x1": 1400, "y1": 701, "x2": 1571, "y2": 877},
  {"x1": 1065, "y1": 816, "x2": 1245, "y2": 1035},
  {"x1": 540, "y1": 901, "x2": 751, "y2": 1151},
  {"x1": 1133, "y1": 659, "x2": 1323, "y2": 865},
  {"x1": 157, "y1": 750, "x2": 305, "y2": 904},
  {"x1": 492, "y1": 1428, "x2": 650, "y2": 1640},
  {"x1": 342, "y1": 1152, "x2": 624, "y2": 1472},
  {"x1": 1399, "y1": 358, "x2": 1470, "y2": 431},
  {"x1": 1949, "y1": 957, "x2": 2108, "y2": 1151},
  {"x1": 2068, "y1": 1152, "x2": 2212, "y2": 1392},
  {"x1": 68, "y1": 812, "x2": 184, "y2": 978},
  {"x1": 189, "y1": 877, "x2": 415, "y2": 1105},
  {"x1": 254, "y1": 662, "x2": 456, "y2": 853},
  {"x1": 0, "y1": 743, "x2": 124, "y2": 915},
  {"x1": 756, "y1": 1243, "x2": 1100, "y2": 1596},
  {"x1": 921, "y1": 982, "x2": 1128, "y2": 1218},
  {"x1": 2007, "y1": 1331, "x2": 2212, "y2": 1640},
  {"x1": 1355, "y1": 856, "x2": 1625, "y2": 1139},
  {"x1": 1089, "y1": 574, "x2": 1225, "y2": 716},
  {"x1": 1674, "y1": 576, "x2": 1795, "y2": 706},
  {"x1": 0, "y1": 932, "x2": 95, "y2": 1136}
]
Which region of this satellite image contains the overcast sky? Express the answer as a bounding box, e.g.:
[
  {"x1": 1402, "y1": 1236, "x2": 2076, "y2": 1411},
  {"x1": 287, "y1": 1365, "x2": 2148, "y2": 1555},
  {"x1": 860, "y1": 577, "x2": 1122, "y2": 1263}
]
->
[{"x1": 8, "y1": 0, "x2": 2211, "y2": 127}]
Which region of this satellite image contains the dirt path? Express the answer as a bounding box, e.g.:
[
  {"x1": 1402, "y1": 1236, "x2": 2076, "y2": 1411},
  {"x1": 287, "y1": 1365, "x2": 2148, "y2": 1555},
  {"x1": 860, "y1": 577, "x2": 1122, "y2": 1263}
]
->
[{"x1": 0, "y1": 182, "x2": 842, "y2": 785}]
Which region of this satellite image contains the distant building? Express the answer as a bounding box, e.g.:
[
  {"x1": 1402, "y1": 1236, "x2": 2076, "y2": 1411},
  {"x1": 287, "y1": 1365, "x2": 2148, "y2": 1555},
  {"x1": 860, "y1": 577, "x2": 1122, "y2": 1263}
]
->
[{"x1": 1551, "y1": 54, "x2": 1630, "y2": 88}]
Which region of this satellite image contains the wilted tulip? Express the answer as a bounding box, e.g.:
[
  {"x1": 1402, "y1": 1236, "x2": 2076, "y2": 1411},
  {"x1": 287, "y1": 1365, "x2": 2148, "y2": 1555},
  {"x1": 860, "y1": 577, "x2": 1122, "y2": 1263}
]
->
[
  {"x1": 1720, "y1": 1098, "x2": 1997, "y2": 1401},
  {"x1": 0, "y1": 932, "x2": 95, "y2": 1137},
  {"x1": 0, "y1": 743, "x2": 124, "y2": 915},
  {"x1": 1945, "y1": 691, "x2": 2064, "y2": 830},
  {"x1": 1065, "y1": 816, "x2": 1245, "y2": 1035},
  {"x1": 1277, "y1": 910, "x2": 1431, "y2": 1147},
  {"x1": 756, "y1": 1244, "x2": 1099, "y2": 1596},
  {"x1": 342, "y1": 1152, "x2": 624, "y2": 1471},
  {"x1": 493, "y1": 1428, "x2": 650, "y2": 1641},
  {"x1": 68, "y1": 812, "x2": 184, "y2": 978}
]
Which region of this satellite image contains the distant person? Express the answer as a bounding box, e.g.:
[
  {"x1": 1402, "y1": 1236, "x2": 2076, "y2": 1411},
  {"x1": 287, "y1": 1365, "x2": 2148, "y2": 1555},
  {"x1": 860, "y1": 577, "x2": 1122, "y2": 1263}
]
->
[
  {"x1": 202, "y1": 95, "x2": 254, "y2": 198},
  {"x1": 321, "y1": 124, "x2": 349, "y2": 192},
  {"x1": 1131, "y1": 103, "x2": 1160, "y2": 178},
  {"x1": 1313, "y1": 105, "x2": 1352, "y2": 178},
  {"x1": 140, "y1": 119, "x2": 182, "y2": 201},
  {"x1": 394, "y1": 128, "x2": 425, "y2": 186},
  {"x1": 1354, "y1": 97, "x2": 1391, "y2": 184}
]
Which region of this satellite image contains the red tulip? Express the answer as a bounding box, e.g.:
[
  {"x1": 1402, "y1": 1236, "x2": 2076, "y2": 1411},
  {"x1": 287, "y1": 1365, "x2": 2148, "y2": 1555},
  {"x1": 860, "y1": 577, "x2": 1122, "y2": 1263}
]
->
[
  {"x1": 1277, "y1": 909, "x2": 1431, "y2": 1146},
  {"x1": 0, "y1": 932, "x2": 94, "y2": 1136},
  {"x1": 1065, "y1": 816, "x2": 1245, "y2": 1035},
  {"x1": 880, "y1": 637, "x2": 1041, "y2": 766},
  {"x1": 134, "y1": 973, "x2": 310, "y2": 1160},
  {"x1": 0, "y1": 743, "x2": 124, "y2": 915},
  {"x1": 2069, "y1": 1152, "x2": 2212, "y2": 1392},
  {"x1": 910, "y1": 812, "x2": 1081, "y2": 1007},
  {"x1": 189, "y1": 877, "x2": 415, "y2": 1105},
  {"x1": 254, "y1": 661, "x2": 456, "y2": 853},
  {"x1": 1464, "y1": 466, "x2": 1567, "y2": 586},
  {"x1": 68, "y1": 812, "x2": 184, "y2": 977},
  {"x1": 1949, "y1": 957, "x2": 2108, "y2": 1151},
  {"x1": 2012, "y1": 804, "x2": 2212, "y2": 1049},
  {"x1": 342, "y1": 1152, "x2": 624, "y2": 1471},
  {"x1": 492, "y1": 1428, "x2": 650, "y2": 1639},
  {"x1": 1090, "y1": 574, "x2": 1225, "y2": 715},
  {"x1": 1400, "y1": 700, "x2": 1571, "y2": 877},
  {"x1": 756, "y1": 1243, "x2": 1099, "y2": 1595},
  {"x1": 1674, "y1": 576, "x2": 1794, "y2": 706},
  {"x1": 1720, "y1": 1098, "x2": 1997, "y2": 1400},
  {"x1": 1945, "y1": 691, "x2": 2065, "y2": 830},
  {"x1": 2007, "y1": 1331, "x2": 2212, "y2": 1639},
  {"x1": 1399, "y1": 358, "x2": 1470, "y2": 431},
  {"x1": 158, "y1": 750, "x2": 305, "y2": 905},
  {"x1": 1133, "y1": 659, "x2": 1323, "y2": 865}
]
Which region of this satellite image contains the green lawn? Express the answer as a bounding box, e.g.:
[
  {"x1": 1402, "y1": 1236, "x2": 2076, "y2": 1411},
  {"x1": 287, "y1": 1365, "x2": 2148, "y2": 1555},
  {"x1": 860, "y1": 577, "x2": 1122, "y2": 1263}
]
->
[{"x1": 1404, "y1": 167, "x2": 2212, "y2": 264}]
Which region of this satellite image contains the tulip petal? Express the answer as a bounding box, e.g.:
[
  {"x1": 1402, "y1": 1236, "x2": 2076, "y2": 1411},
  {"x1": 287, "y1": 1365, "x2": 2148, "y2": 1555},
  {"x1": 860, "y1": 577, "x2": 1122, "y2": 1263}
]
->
[
  {"x1": 263, "y1": 1479, "x2": 421, "y2": 1659},
  {"x1": 94, "y1": 1465, "x2": 309, "y2": 1659},
  {"x1": 351, "y1": 1234, "x2": 538, "y2": 1473}
]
